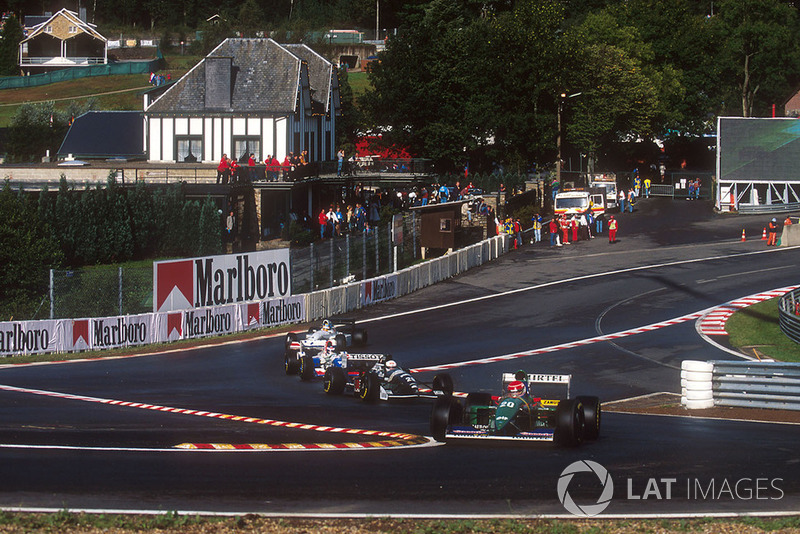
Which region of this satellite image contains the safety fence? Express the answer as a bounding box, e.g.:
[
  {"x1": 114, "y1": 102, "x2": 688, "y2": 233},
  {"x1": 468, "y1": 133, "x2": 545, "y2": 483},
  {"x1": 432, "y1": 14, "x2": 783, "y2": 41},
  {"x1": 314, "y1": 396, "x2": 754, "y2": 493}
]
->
[
  {"x1": 682, "y1": 360, "x2": 800, "y2": 411},
  {"x1": 779, "y1": 288, "x2": 800, "y2": 344},
  {"x1": 3, "y1": 233, "x2": 508, "y2": 356},
  {"x1": 0, "y1": 57, "x2": 164, "y2": 90},
  {"x1": 47, "y1": 212, "x2": 427, "y2": 319}
]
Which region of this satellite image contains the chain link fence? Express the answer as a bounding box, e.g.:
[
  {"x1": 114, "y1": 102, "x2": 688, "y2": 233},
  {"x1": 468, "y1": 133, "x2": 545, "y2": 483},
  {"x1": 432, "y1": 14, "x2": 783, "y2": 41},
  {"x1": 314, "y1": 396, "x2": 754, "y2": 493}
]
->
[
  {"x1": 47, "y1": 212, "x2": 425, "y2": 319},
  {"x1": 49, "y1": 266, "x2": 153, "y2": 319}
]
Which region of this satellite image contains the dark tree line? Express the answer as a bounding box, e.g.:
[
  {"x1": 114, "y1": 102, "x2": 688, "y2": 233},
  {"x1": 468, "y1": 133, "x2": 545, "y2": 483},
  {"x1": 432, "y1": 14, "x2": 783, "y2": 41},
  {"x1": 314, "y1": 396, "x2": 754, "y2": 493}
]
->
[
  {"x1": 362, "y1": 0, "x2": 800, "y2": 174},
  {"x1": 0, "y1": 176, "x2": 223, "y2": 320}
]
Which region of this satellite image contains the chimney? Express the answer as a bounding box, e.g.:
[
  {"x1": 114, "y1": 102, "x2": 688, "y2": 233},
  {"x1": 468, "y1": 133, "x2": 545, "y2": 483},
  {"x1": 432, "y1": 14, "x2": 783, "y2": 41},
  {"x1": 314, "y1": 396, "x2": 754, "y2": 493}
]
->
[{"x1": 205, "y1": 57, "x2": 233, "y2": 110}]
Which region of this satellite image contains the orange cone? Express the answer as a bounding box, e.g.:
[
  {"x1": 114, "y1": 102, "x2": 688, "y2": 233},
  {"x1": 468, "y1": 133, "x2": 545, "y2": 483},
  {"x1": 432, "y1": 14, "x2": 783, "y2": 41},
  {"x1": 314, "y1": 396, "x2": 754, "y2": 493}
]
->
[
  {"x1": 762, "y1": 227, "x2": 768, "y2": 240},
  {"x1": 741, "y1": 229, "x2": 746, "y2": 242}
]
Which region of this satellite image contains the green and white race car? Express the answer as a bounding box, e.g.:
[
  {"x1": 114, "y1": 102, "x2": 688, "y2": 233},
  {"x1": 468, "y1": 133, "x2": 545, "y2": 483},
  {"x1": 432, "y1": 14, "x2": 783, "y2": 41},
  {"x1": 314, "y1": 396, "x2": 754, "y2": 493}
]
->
[{"x1": 430, "y1": 371, "x2": 600, "y2": 446}]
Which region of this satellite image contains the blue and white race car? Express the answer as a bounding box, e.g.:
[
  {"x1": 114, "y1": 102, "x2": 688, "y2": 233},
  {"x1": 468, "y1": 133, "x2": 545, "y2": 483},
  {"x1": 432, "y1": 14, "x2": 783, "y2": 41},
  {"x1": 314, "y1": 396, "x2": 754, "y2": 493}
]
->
[
  {"x1": 287, "y1": 342, "x2": 454, "y2": 402},
  {"x1": 284, "y1": 318, "x2": 367, "y2": 374}
]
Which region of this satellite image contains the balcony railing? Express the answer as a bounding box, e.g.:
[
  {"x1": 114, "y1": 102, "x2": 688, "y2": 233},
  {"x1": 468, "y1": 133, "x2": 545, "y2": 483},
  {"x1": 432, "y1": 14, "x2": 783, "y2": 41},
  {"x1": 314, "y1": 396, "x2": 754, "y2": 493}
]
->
[{"x1": 20, "y1": 56, "x2": 106, "y2": 65}]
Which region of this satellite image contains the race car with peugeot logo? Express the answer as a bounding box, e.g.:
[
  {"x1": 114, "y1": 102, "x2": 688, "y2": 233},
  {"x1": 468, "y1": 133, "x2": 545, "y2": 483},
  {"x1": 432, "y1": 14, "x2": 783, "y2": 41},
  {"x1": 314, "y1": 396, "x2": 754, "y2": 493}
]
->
[
  {"x1": 284, "y1": 318, "x2": 367, "y2": 374},
  {"x1": 430, "y1": 371, "x2": 600, "y2": 446}
]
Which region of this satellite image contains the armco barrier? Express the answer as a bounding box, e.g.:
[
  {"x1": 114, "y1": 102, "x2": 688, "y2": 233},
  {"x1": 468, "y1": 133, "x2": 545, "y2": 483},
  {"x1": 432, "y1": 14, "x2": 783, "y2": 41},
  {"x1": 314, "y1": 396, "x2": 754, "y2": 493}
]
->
[
  {"x1": 0, "y1": 233, "x2": 508, "y2": 356},
  {"x1": 682, "y1": 360, "x2": 800, "y2": 411},
  {"x1": 779, "y1": 288, "x2": 800, "y2": 343}
]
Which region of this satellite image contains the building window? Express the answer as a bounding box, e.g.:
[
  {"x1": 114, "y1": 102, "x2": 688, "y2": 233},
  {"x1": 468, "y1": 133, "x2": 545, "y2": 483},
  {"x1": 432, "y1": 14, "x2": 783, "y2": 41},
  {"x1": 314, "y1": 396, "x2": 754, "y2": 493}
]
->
[
  {"x1": 176, "y1": 137, "x2": 202, "y2": 163},
  {"x1": 69, "y1": 26, "x2": 77, "y2": 33},
  {"x1": 45, "y1": 25, "x2": 52, "y2": 33},
  {"x1": 233, "y1": 137, "x2": 261, "y2": 163}
]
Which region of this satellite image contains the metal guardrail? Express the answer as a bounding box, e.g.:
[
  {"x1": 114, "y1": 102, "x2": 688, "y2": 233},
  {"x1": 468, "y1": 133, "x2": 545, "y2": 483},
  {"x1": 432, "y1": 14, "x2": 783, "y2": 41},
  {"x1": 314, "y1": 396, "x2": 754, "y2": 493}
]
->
[
  {"x1": 738, "y1": 202, "x2": 800, "y2": 215},
  {"x1": 779, "y1": 288, "x2": 800, "y2": 344},
  {"x1": 683, "y1": 360, "x2": 800, "y2": 411},
  {"x1": 712, "y1": 361, "x2": 800, "y2": 411}
]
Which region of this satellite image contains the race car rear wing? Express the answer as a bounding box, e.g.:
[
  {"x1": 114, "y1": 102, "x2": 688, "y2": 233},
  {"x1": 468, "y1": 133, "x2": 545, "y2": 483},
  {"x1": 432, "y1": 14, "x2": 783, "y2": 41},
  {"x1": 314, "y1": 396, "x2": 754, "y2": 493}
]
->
[
  {"x1": 342, "y1": 353, "x2": 388, "y2": 370},
  {"x1": 501, "y1": 372, "x2": 572, "y2": 399}
]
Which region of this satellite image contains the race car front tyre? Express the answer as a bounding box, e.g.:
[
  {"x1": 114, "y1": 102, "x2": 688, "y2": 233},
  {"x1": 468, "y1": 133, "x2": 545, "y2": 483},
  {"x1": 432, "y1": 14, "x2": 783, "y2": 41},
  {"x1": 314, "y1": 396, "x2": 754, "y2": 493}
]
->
[
  {"x1": 555, "y1": 398, "x2": 585, "y2": 447},
  {"x1": 285, "y1": 332, "x2": 298, "y2": 350},
  {"x1": 431, "y1": 395, "x2": 460, "y2": 442},
  {"x1": 432, "y1": 373, "x2": 454, "y2": 395},
  {"x1": 357, "y1": 371, "x2": 380, "y2": 402},
  {"x1": 335, "y1": 334, "x2": 347, "y2": 351},
  {"x1": 284, "y1": 352, "x2": 300, "y2": 375},
  {"x1": 575, "y1": 395, "x2": 601, "y2": 440},
  {"x1": 352, "y1": 328, "x2": 368, "y2": 346},
  {"x1": 299, "y1": 355, "x2": 315, "y2": 381},
  {"x1": 324, "y1": 367, "x2": 346, "y2": 395}
]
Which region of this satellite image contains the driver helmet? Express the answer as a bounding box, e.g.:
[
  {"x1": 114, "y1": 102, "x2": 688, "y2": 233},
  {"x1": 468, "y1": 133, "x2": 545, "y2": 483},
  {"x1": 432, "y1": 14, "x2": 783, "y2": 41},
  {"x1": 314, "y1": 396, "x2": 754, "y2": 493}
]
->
[
  {"x1": 507, "y1": 380, "x2": 525, "y2": 397},
  {"x1": 385, "y1": 359, "x2": 397, "y2": 370},
  {"x1": 321, "y1": 319, "x2": 332, "y2": 331}
]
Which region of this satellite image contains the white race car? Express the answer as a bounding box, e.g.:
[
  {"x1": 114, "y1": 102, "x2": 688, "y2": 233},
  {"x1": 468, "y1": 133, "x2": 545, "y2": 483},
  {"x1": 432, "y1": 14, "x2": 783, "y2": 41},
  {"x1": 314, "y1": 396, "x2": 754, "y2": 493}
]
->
[{"x1": 284, "y1": 318, "x2": 367, "y2": 375}]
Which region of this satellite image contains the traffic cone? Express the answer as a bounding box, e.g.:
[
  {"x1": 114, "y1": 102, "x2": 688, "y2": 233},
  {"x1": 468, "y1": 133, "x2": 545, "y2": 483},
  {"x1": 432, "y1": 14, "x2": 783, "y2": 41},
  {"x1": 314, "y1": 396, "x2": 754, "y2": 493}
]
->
[
  {"x1": 762, "y1": 227, "x2": 768, "y2": 240},
  {"x1": 741, "y1": 229, "x2": 746, "y2": 242}
]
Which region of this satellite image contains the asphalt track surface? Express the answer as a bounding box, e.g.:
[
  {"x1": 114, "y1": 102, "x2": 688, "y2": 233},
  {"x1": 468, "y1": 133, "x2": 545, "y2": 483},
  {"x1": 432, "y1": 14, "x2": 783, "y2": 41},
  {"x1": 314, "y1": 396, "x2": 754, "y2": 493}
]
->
[{"x1": 1, "y1": 197, "x2": 799, "y2": 517}]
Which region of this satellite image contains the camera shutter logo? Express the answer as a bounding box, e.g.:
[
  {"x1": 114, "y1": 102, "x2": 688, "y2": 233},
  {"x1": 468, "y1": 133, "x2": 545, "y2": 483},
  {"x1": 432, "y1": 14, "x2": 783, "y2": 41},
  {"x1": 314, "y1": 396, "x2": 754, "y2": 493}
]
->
[{"x1": 557, "y1": 460, "x2": 614, "y2": 516}]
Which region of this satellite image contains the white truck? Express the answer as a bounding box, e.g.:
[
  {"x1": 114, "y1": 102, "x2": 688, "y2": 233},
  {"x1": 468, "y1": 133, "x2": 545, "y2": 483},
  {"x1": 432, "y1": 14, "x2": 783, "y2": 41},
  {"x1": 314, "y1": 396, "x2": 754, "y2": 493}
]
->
[
  {"x1": 589, "y1": 173, "x2": 618, "y2": 211},
  {"x1": 554, "y1": 189, "x2": 606, "y2": 217}
]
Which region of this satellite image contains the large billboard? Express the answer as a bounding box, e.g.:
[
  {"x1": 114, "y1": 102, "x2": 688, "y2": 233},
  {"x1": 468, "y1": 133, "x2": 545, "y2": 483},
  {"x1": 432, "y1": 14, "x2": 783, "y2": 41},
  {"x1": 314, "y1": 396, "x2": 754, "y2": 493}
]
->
[
  {"x1": 153, "y1": 249, "x2": 291, "y2": 313},
  {"x1": 719, "y1": 117, "x2": 800, "y2": 181}
]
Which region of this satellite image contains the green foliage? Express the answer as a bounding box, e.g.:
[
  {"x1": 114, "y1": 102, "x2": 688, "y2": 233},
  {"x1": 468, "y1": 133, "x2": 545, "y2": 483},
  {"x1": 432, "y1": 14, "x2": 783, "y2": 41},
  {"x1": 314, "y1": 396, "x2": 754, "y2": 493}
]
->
[
  {"x1": 337, "y1": 67, "x2": 362, "y2": 154},
  {"x1": 5, "y1": 100, "x2": 97, "y2": 163},
  {"x1": 0, "y1": 181, "x2": 63, "y2": 320},
  {"x1": 41, "y1": 181, "x2": 222, "y2": 270},
  {"x1": 0, "y1": 14, "x2": 23, "y2": 76},
  {"x1": 281, "y1": 220, "x2": 315, "y2": 246}
]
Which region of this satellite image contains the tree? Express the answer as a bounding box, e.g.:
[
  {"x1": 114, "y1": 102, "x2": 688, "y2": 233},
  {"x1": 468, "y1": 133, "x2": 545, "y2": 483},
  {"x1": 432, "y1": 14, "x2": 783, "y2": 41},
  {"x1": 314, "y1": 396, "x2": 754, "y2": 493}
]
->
[
  {"x1": 0, "y1": 181, "x2": 62, "y2": 320},
  {"x1": 714, "y1": 0, "x2": 800, "y2": 117},
  {"x1": 0, "y1": 14, "x2": 22, "y2": 76},
  {"x1": 363, "y1": 0, "x2": 573, "y2": 173},
  {"x1": 566, "y1": 43, "x2": 659, "y2": 173},
  {"x1": 336, "y1": 66, "x2": 362, "y2": 155}
]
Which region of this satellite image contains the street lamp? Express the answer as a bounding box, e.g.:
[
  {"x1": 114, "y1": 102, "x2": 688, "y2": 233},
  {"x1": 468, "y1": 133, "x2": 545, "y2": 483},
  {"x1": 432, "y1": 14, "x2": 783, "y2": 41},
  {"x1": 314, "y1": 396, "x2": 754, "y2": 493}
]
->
[{"x1": 556, "y1": 91, "x2": 582, "y2": 187}]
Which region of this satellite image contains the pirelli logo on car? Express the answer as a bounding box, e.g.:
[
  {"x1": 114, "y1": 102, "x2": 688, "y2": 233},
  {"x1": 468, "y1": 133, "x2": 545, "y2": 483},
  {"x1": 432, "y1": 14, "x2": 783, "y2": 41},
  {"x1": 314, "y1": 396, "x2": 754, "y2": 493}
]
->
[{"x1": 529, "y1": 374, "x2": 571, "y2": 383}]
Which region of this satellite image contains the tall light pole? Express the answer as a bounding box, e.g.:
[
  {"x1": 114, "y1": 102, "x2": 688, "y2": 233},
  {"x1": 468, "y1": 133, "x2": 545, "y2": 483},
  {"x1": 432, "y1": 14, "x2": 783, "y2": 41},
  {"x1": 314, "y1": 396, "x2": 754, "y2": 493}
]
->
[
  {"x1": 556, "y1": 91, "x2": 581, "y2": 187},
  {"x1": 376, "y1": 0, "x2": 380, "y2": 40}
]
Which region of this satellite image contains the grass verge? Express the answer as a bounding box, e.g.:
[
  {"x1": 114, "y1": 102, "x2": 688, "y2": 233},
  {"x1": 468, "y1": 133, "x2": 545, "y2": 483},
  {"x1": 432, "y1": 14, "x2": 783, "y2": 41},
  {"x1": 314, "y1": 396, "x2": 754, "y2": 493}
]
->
[
  {"x1": 0, "y1": 514, "x2": 800, "y2": 533},
  {"x1": 726, "y1": 297, "x2": 800, "y2": 362}
]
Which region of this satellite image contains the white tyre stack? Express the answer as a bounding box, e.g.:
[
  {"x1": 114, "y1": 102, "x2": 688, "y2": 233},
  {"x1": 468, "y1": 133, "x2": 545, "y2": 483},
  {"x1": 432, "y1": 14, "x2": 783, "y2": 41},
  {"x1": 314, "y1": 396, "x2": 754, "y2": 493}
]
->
[{"x1": 681, "y1": 360, "x2": 714, "y2": 409}]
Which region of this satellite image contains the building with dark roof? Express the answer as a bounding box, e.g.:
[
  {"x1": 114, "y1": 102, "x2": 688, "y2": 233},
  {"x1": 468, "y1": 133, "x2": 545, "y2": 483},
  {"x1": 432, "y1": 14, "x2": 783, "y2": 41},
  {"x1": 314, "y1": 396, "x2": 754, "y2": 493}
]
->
[
  {"x1": 144, "y1": 38, "x2": 340, "y2": 165},
  {"x1": 57, "y1": 111, "x2": 146, "y2": 160},
  {"x1": 19, "y1": 8, "x2": 107, "y2": 73}
]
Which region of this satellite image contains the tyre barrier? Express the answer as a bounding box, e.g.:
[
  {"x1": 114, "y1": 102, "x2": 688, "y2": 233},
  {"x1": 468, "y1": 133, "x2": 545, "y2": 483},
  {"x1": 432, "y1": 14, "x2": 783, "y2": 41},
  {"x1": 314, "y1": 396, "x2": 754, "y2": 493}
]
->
[
  {"x1": 680, "y1": 360, "x2": 714, "y2": 409},
  {"x1": 682, "y1": 360, "x2": 800, "y2": 411}
]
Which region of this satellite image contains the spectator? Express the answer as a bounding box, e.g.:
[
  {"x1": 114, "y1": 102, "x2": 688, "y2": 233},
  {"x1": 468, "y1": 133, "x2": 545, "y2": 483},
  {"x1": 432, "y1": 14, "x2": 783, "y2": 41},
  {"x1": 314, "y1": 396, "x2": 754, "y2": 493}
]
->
[{"x1": 217, "y1": 154, "x2": 230, "y2": 184}]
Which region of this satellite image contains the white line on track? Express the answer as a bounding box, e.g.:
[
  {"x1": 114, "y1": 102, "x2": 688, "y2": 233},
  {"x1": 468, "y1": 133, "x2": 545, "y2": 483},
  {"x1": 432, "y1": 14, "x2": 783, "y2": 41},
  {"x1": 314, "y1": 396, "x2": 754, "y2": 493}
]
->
[{"x1": 360, "y1": 247, "x2": 798, "y2": 324}]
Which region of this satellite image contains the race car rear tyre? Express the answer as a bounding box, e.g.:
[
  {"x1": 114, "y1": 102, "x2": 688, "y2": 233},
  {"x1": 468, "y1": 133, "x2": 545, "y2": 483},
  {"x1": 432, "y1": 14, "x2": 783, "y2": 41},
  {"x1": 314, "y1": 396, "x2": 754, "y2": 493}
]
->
[
  {"x1": 324, "y1": 367, "x2": 346, "y2": 395},
  {"x1": 299, "y1": 355, "x2": 315, "y2": 381},
  {"x1": 576, "y1": 395, "x2": 601, "y2": 440},
  {"x1": 352, "y1": 328, "x2": 368, "y2": 346},
  {"x1": 555, "y1": 398, "x2": 585, "y2": 447},
  {"x1": 357, "y1": 371, "x2": 381, "y2": 402},
  {"x1": 335, "y1": 334, "x2": 347, "y2": 351},
  {"x1": 430, "y1": 395, "x2": 461, "y2": 442},
  {"x1": 432, "y1": 373, "x2": 454, "y2": 395},
  {"x1": 285, "y1": 332, "x2": 298, "y2": 350},
  {"x1": 284, "y1": 352, "x2": 300, "y2": 375}
]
